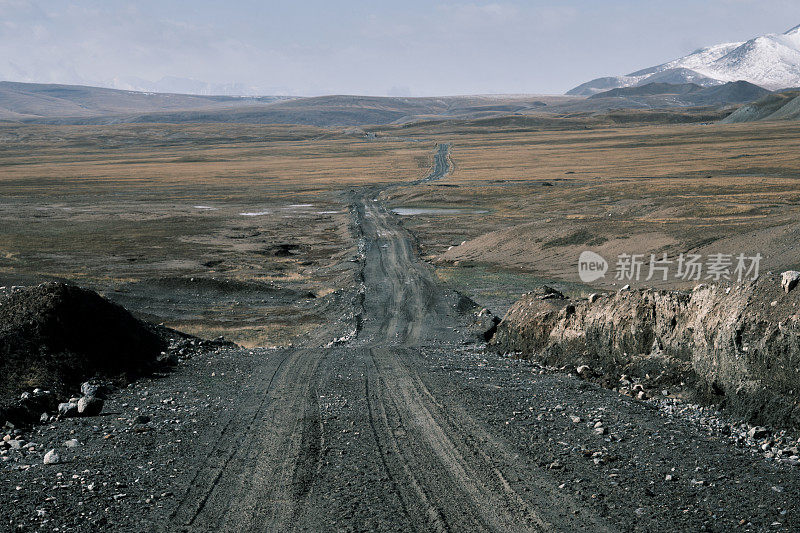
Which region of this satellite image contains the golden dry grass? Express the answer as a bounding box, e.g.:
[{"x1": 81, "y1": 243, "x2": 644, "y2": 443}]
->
[
  {"x1": 382, "y1": 121, "x2": 800, "y2": 290},
  {"x1": 0, "y1": 124, "x2": 432, "y2": 200},
  {"x1": 4, "y1": 118, "x2": 800, "y2": 335},
  {"x1": 0, "y1": 123, "x2": 435, "y2": 344}
]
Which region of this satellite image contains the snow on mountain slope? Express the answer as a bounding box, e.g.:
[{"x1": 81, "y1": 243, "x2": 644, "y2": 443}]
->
[
  {"x1": 569, "y1": 25, "x2": 800, "y2": 95},
  {"x1": 702, "y1": 35, "x2": 800, "y2": 88},
  {"x1": 649, "y1": 43, "x2": 745, "y2": 76}
]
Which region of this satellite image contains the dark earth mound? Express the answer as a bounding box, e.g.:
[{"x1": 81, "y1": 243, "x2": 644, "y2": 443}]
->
[
  {"x1": 0, "y1": 282, "x2": 168, "y2": 405},
  {"x1": 688, "y1": 80, "x2": 771, "y2": 106}
]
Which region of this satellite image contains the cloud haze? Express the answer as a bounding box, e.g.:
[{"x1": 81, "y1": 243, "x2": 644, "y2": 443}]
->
[{"x1": 2, "y1": 0, "x2": 800, "y2": 95}]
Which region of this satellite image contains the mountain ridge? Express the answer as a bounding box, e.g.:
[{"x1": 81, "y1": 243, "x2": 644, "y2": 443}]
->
[{"x1": 569, "y1": 24, "x2": 800, "y2": 96}]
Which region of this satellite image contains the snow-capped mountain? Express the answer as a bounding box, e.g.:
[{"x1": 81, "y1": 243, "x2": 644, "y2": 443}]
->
[{"x1": 568, "y1": 24, "x2": 800, "y2": 95}]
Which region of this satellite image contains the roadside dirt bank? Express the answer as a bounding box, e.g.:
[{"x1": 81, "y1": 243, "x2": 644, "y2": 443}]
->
[
  {"x1": 491, "y1": 276, "x2": 800, "y2": 430},
  {"x1": 0, "y1": 282, "x2": 233, "y2": 426}
]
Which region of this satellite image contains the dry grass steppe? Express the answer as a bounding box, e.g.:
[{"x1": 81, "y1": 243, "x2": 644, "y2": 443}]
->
[
  {"x1": 0, "y1": 123, "x2": 435, "y2": 346},
  {"x1": 379, "y1": 121, "x2": 800, "y2": 304},
  {"x1": 3, "y1": 118, "x2": 800, "y2": 341}
]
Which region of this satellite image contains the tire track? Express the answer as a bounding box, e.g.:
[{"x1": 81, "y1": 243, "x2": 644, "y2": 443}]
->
[
  {"x1": 167, "y1": 348, "x2": 325, "y2": 532},
  {"x1": 365, "y1": 350, "x2": 451, "y2": 533},
  {"x1": 400, "y1": 351, "x2": 616, "y2": 532},
  {"x1": 168, "y1": 350, "x2": 291, "y2": 528},
  {"x1": 370, "y1": 347, "x2": 539, "y2": 532}
]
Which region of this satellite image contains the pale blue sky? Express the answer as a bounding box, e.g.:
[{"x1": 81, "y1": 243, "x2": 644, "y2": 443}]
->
[{"x1": 2, "y1": 0, "x2": 800, "y2": 95}]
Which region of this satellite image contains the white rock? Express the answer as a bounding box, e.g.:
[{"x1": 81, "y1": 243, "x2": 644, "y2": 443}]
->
[
  {"x1": 58, "y1": 402, "x2": 78, "y2": 417},
  {"x1": 77, "y1": 396, "x2": 104, "y2": 416},
  {"x1": 781, "y1": 271, "x2": 800, "y2": 293},
  {"x1": 43, "y1": 450, "x2": 60, "y2": 464},
  {"x1": 64, "y1": 439, "x2": 80, "y2": 448},
  {"x1": 748, "y1": 426, "x2": 770, "y2": 440}
]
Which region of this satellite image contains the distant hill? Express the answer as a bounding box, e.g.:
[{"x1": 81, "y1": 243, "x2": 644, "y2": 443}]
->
[
  {"x1": 588, "y1": 81, "x2": 770, "y2": 107},
  {"x1": 569, "y1": 68, "x2": 723, "y2": 96},
  {"x1": 0, "y1": 79, "x2": 773, "y2": 128},
  {"x1": 0, "y1": 83, "x2": 572, "y2": 127},
  {"x1": 588, "y1": 83, "x2": 703, "y2": 99},
  {"x1": 689, "y1": 81, "x2": 771, "y2": 106},
  {"x1": 0, "y1": 81, "x2": 290, "y2": 121},
  {"x1": 569, "y1": 24, "x2": 800, "y2": 95},
  {"x1": 722, "y1": 90, "x2": 800, "y2": 123}
]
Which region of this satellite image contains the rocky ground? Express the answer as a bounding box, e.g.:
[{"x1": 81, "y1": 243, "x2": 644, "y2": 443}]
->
[{"x1": 2, "y1": 338, "x2": 799, "y2": 531}]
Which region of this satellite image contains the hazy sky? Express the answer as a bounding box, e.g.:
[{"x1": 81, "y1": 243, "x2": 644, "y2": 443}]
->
[{"x1": 3, "y1": 0, "x2": 800, "y2": 96}]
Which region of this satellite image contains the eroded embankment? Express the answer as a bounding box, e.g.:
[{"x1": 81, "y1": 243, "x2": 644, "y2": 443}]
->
[{"x1": 491, "y1": 277, "x2": 800, "y2": 429}]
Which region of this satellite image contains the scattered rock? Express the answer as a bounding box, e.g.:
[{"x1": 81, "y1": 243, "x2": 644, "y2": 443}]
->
[
  {"x1": 158, "y1": 352, "x2": 180, "y2": 366},
  {"x1": 64, "y1": 439, "x2": 80, "y2": 448},
  {"x1": 781, "y1": 271, "x2": 800, "y2": 293},
  {"x1": 0, "y1": 389, "x2": 58, "y2": 427},
  {"x1": 77, "y1": 396, "x2": 104, "y2": 416},
  {"x1": 80, "y1": 380, "x2": 110, "y2": 399},
  {"x1": 539, "y1": 286, "x2": 565, "y2": 300},
  {"x1": 43, "y1": 449, "x2": 59, "y2": 464},
  {"x1": 748, "y1": 426, "x2": 770, "y2": 440},
  {"x1": 58, "y1": 402, "x2": 78, "y2": 418}
]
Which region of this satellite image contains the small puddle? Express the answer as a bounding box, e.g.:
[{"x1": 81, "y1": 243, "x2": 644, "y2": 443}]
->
[
  {"x1": 193, "y1": 205, "x2": 218, "y2": 210},
  {"x1": 392, "y1": 207, "x2": 488, "y2": 216},
  {"x1": 240, "y1": 204, "x2": 318, "y2": 217}
]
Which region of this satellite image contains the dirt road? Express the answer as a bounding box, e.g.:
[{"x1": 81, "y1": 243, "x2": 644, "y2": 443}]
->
[
  {"x1": 2, "y1": 145, "x2": 798, "y2": 532},
  {"x1": 163, "y1": 181, "x2": 610, "y2": 531},
  {"x1": 158, "y1": 147, "x2": 798, "y2": 532}
]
